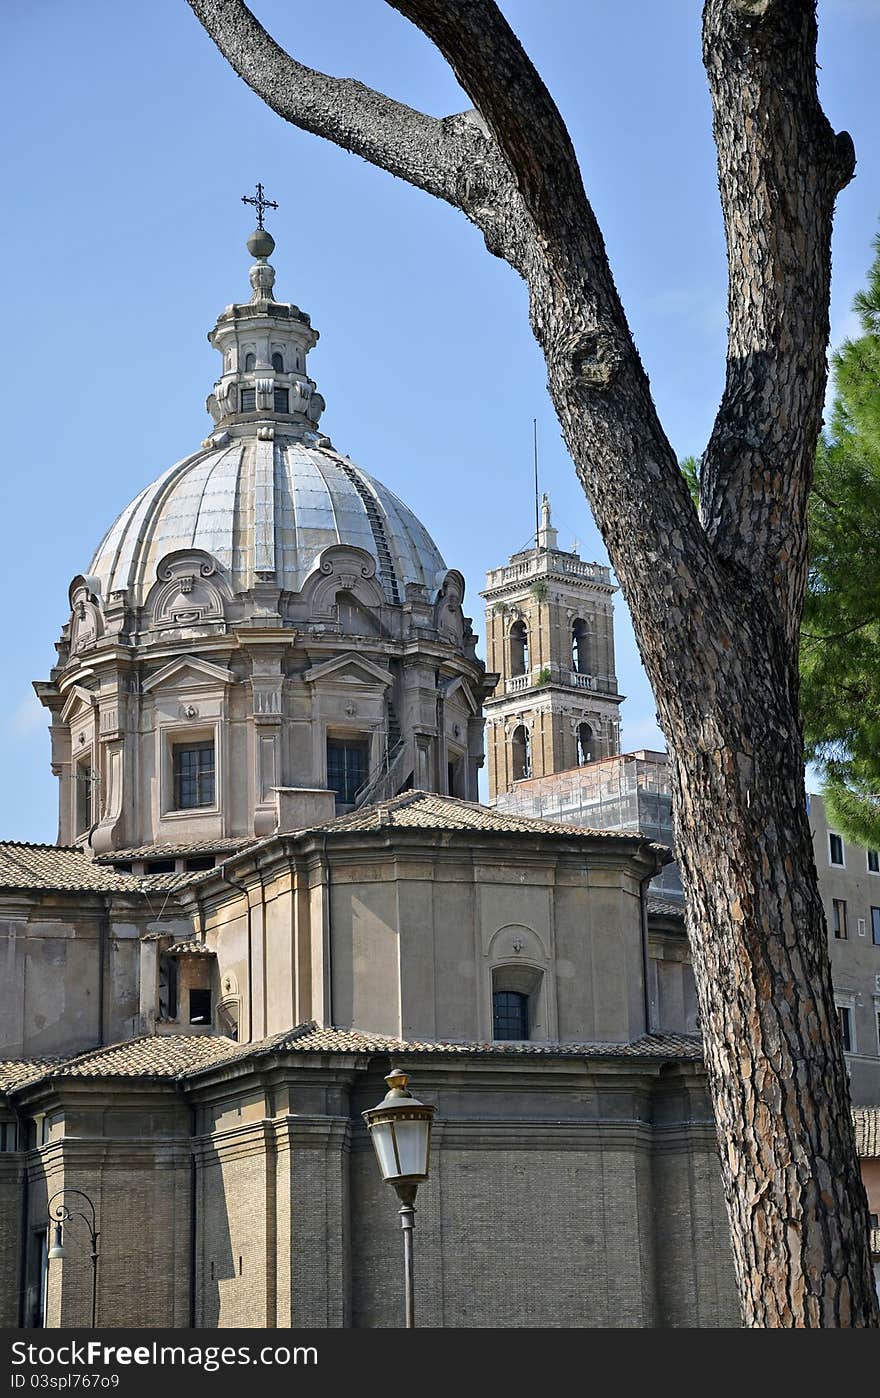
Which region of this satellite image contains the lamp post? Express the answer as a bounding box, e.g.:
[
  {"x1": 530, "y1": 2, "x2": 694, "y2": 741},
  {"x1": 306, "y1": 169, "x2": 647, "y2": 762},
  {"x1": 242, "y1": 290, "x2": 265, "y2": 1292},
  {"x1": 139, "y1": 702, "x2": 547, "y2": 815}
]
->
[
  {"x1": 362, "y1": 1069, "x2": 435, "y2": 1329},
  {"x1": 47, "y1": 1188, "x2": 100, "y2": 1329}
]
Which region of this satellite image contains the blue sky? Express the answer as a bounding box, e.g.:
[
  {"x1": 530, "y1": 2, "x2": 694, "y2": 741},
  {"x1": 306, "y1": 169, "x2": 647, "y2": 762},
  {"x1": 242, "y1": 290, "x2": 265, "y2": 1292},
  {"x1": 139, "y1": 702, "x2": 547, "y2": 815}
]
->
[{"x1": 2, "y1": 0, "x2": 878, "y2": 840}]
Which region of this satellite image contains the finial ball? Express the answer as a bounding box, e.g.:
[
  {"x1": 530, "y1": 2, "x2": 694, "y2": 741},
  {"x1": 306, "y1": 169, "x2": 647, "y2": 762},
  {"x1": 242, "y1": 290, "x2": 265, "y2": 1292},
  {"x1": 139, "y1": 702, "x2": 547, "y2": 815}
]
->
[{"x1": 247, "y1": 227, "x2": 275, "y2": 259}]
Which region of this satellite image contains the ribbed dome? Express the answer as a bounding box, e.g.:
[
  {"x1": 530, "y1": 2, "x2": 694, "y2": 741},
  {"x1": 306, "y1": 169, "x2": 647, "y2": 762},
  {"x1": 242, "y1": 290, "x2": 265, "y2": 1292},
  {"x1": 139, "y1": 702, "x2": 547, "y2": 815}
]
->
[{"x1": 88, "y1": 434, "x2": 446, "y2": 607}]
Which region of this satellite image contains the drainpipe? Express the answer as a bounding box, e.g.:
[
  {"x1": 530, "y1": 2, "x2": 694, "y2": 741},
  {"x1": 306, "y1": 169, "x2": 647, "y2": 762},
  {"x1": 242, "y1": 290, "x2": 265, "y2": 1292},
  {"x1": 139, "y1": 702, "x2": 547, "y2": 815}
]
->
[
  {"x1": 257, "y1": 867, "x2": 268, "y2": 1040},
  {"x1": 15, "y1": 1103, "x2": 29, "y2": 1327},
  {"x1": 188, "y1": 1103, "x2": 198, "y2": 1328},
  {"x1": 219, "y1": 869, "x2": 252, "y2": 1043},
  {"x1": 639, "y1": 867, "x2": 656, "y2": 1035},
  {"x1": 321, "y1": 832, "x2": 334, "y2": 1029},
  {"x1": 98, "y1": 897, "x2": 109, "y2": 1045}
]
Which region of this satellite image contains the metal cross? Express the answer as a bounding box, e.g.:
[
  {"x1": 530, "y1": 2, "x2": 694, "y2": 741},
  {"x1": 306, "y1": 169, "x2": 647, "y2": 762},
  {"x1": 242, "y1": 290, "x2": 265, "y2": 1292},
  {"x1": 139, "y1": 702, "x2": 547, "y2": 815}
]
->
[{"x1": 241, "y1": 182, "x2": 279, "y2": 230}]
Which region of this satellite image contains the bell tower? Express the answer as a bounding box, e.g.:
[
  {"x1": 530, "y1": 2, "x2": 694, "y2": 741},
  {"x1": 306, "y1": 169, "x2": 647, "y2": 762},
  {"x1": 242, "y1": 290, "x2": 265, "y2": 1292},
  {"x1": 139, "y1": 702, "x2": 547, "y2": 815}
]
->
[{"x1": 481, "y1": 497, "x2": 623, "y2": 801}]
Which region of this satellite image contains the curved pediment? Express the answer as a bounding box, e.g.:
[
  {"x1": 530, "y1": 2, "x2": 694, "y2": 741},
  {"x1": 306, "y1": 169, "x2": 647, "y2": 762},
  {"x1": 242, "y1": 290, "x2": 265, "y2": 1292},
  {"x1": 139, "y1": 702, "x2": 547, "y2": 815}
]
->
[
  {"x1": 145, "y1": 551, "x2": 230, "y2": 632},
  {"x1": 300, "y1": 545, "x2": 385, "y2": 623}
]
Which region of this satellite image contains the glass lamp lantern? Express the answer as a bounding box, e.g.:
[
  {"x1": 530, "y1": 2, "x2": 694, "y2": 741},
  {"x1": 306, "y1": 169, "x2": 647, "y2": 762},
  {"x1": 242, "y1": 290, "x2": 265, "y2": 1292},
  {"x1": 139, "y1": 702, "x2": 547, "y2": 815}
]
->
[
  {"x1": 48, "y1": 1223, "x2": 66, "y2": 1261},
  {"x1": 362, "y1": 1070, "x2": 435, "y2": 1202}
]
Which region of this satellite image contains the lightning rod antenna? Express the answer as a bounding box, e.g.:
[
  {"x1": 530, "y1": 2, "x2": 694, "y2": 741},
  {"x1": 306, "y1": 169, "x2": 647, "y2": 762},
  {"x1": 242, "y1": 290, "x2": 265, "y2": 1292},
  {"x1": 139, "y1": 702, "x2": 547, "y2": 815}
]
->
[{"x1": 533, "y1": 418, "x2": 540, "y2": 548}]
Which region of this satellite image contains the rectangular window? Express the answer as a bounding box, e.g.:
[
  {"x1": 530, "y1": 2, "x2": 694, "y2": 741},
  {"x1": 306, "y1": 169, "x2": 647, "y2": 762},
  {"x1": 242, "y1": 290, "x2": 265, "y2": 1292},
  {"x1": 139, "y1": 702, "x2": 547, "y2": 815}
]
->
[
  {"x1": 189, "y1": 988, "x2": 212, "y2": 1025},
  {"x1": 158, "y1": 955, "x2": 178, "y2": 1021},
  {"x1": 173, "y1": 741, "x2": 215, "y2": 809},
  {"x1": 873, "y1": 907, "x2": 880, "y2": 947},
  {"x1": 829, "y1": 832, "x2": 845, "y2": 866},
  {"x1": 0, "y1": 1121, "x2": 16, "y2": 1151},
  {"x1": 75, "y1": 758, "x2": 92, "y2": 834},
  {"x1": 273, "y1": 387, "x2": 289, "y2": 413},
  {"x1": 838, "y1": 1005, "x2": 853, "y2": 1053},
  {"x1": 493, "y1": 990, "x2": 530, "y2": 1041},
  {"x1": 326, "y1": 737, "x2": 368, "y2": 806},
  {"x1": 27, "y1": 1230, "x2": 48, "y2": 1328},
  {"x1": 240, "y1": 387, "x2": 256, "y2": 412},
  {"x1": 832, "y1": 898, "x2": 848, "y2": 939},
  {"x1": 868, "y1": 849, "x2": 880, "y2": 874},
  {"x1": 876, "y1": 1009, "x2": 880, "y2": 1055}
]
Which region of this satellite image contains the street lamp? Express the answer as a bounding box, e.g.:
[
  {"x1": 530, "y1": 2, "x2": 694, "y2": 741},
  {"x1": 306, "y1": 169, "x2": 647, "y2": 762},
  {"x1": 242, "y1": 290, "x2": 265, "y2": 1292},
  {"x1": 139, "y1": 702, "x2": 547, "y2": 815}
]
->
[
  {"x1": 362, "y1": 1069, "x2": 435, "y2": 1329},
  {"x1": 47, "y1": 1188, "x2": 100, "y2": 1329}
]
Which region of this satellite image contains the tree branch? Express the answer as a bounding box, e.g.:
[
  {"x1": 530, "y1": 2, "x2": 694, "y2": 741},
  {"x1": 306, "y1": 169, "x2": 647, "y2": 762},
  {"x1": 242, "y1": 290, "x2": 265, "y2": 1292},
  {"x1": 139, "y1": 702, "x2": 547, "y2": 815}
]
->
[
  {"x1": 187, "y1": 0, "x2": 740, "y2": 727},
  {"x1": 700, "y1": 0, "x2": 856, "y2": 635},
  {"x1": 186, "y1": 0, "x2": 519, "y2": 257},
  {"x1": 388, "y1": 0, "x2": 588, "y2": 246}
]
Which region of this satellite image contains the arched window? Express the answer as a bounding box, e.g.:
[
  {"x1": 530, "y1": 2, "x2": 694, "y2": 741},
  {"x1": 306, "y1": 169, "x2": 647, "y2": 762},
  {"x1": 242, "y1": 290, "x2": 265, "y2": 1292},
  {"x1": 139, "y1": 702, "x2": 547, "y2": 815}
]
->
[
  {"x1": 576, "y1": 722, "x2": 593, "y2": 766},
  {"x1": 572, "y1": 618, "x2": 590, "y2": 674},
  {"x1": 511, "y1": 724, "x2": 531, "y2": 781},
  {"x1": 244, "y1": 352, "x2": 256, "y2": 371},
  {"x1": 509, "y1": 620, "x2": 529, "y2": 677},
  {"x1": 271, "y1": 352, "x2": 284, "y2": 372}
]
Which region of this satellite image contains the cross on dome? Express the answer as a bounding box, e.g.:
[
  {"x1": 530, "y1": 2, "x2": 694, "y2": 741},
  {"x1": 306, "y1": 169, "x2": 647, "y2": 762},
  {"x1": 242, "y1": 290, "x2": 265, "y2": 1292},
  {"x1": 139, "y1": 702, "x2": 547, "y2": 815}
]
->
[{"x1": 241, "y1": 181, "x2": 278, "y2": 231}]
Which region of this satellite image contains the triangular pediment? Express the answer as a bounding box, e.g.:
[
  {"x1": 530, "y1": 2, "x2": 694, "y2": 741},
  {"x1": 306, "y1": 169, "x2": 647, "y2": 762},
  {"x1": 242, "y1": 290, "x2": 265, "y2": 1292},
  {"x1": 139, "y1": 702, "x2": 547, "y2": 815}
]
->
[
  {"x1": 441, "y1": 675, "x2": 480, "y2": 715},
  {"x1": 142, "y1": 655, "x2": 234, "y2": 693},
  {"x1": 304, "y1": 653, "x2": 392, "y2": 687},
  {"x1": 59, "y1": 683, "x2": 98, "y2": 724}
]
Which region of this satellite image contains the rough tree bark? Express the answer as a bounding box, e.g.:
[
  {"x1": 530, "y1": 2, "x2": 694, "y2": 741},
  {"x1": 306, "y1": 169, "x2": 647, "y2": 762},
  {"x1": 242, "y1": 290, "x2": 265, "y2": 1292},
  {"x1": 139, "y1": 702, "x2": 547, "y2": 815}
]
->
[{"x1": 186, "y1": 0, "x2": 878, "y2": 1326}]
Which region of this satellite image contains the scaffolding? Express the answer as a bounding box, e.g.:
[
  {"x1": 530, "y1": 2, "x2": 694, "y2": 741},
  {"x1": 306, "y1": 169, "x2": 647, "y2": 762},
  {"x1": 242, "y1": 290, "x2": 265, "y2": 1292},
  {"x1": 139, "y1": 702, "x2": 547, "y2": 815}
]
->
[{"x1": 493, "y1": 750, "x2": 683, "y2": 900}]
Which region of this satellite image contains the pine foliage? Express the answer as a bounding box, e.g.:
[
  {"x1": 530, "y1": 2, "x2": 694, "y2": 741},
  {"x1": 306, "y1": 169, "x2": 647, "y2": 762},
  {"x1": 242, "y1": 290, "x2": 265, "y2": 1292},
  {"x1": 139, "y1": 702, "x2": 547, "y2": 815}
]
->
[{"x1": 803, "y1": 233, "x2": 880, "y2": 846}]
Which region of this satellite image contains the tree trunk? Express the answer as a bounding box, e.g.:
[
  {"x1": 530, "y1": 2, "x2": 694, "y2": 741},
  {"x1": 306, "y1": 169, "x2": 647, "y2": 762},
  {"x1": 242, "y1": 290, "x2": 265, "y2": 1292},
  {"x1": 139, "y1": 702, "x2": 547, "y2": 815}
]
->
[
  {"x1": 537, "y1": 274, "x2": 879, "y2": 1324},
  {"x1": 187, "y1": 0, "x2": 879, "y2": 1326}
]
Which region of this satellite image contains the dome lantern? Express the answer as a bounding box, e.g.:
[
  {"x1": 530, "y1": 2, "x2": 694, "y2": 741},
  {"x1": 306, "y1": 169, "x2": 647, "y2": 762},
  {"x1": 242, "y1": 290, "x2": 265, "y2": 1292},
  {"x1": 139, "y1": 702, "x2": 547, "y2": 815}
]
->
[{"x1": 205, "y1": 195, "x2": 325, "y2": 436}]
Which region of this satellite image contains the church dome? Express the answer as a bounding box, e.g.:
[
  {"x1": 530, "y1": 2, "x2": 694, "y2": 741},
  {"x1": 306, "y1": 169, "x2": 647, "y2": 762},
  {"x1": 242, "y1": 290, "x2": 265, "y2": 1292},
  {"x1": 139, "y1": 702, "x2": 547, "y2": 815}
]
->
[
  {"x1": 40, "y1": 204, "x2": 490, "y2": 860},
  {"x1": 88, "y1": 435, "x2": 446, "y2": 608},
  {"x1": 86, "y1": 214, "x2": 446, "y2": 611}
]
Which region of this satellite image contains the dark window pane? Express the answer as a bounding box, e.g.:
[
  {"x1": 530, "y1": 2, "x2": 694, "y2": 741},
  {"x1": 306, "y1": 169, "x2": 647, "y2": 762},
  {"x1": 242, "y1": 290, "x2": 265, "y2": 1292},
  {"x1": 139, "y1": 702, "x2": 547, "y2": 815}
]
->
[
  {"x1": 868, "y1": 849, "x2": 879, "y2": 873},
  {"x1": 273, "y1": 387, "x2": 289, "y2": 413},
  {"x1": 271, "y1": 352, "x2": 284, "y2": 372},
  {"x1": 75, "y1": 761, "x2": 92, "y2": 834},
  {"x1": 833, "y1": 899, "x2": 847, "y2": 939},
  {"x1": 838, "y1": 1006, "x2": 852, "y2": 1053},
  {"x1": 240, "y1": 387, "x2": 256, "y2": 412},
  {"x1": 174, "y1": 742, "x2": 215, "y2": 809},
  {"x1": 327, "y1": 738, "x2": 368, "y2": 806},
  {"x1": 872, "y1": 907, "x2": 880, "y2": 946},
  {"x1": 829, "y1": 833, "x2": 844, "y2": 865},
  {"x1": 189, "y1": 988, "x2": 212, "y2": 1025},
  {"x1": 493, "y1": 990, "x2": 529, "y2": 1040}
]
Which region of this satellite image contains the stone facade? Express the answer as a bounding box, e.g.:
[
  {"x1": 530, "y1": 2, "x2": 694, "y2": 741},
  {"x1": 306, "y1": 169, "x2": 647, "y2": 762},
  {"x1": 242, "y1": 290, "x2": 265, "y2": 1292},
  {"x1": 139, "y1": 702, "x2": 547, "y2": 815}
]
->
[{"x1": 2, "y1": 1029, "x2": 740, "y2": 1330}]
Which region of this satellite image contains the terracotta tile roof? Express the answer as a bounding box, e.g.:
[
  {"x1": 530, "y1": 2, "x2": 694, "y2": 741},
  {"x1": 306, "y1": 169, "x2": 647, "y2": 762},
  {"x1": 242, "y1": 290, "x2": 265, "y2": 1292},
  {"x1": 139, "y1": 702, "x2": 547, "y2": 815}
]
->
[
  {"x1": 193, "y1": 792, "x2": 663, "y2": 866},
  {"x1": 0, "y1": 1058, "x2": 66, "y2": 1093},
  {"x1": 0, "y1": 842, "x2": 184, "y2": 895},
  {"x1": 43, "y1": 1036, "x2": 238, "y2": 1080},
  {"x1": 302, "y1": 791, "x2": 659, "y2": 843},
  {"x1": 647, "y1": 896, "x2": 686, "y2": 920},
  {"x1": 95, "y1": 837, "x2": 256, "y2": 863},
  {"x1": 853, "y1": 1107, "x2": 880, "y2": 1158},
  {"x1": 176, "y1": 1023, "x2": 705, "y2": 1076},
  {"x1": 237, "y1": 1023, "x2": 704, "y2": 1062},
  {"x1": 1, "y1": 1025, "x2": 703, "y2": 1093}
]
